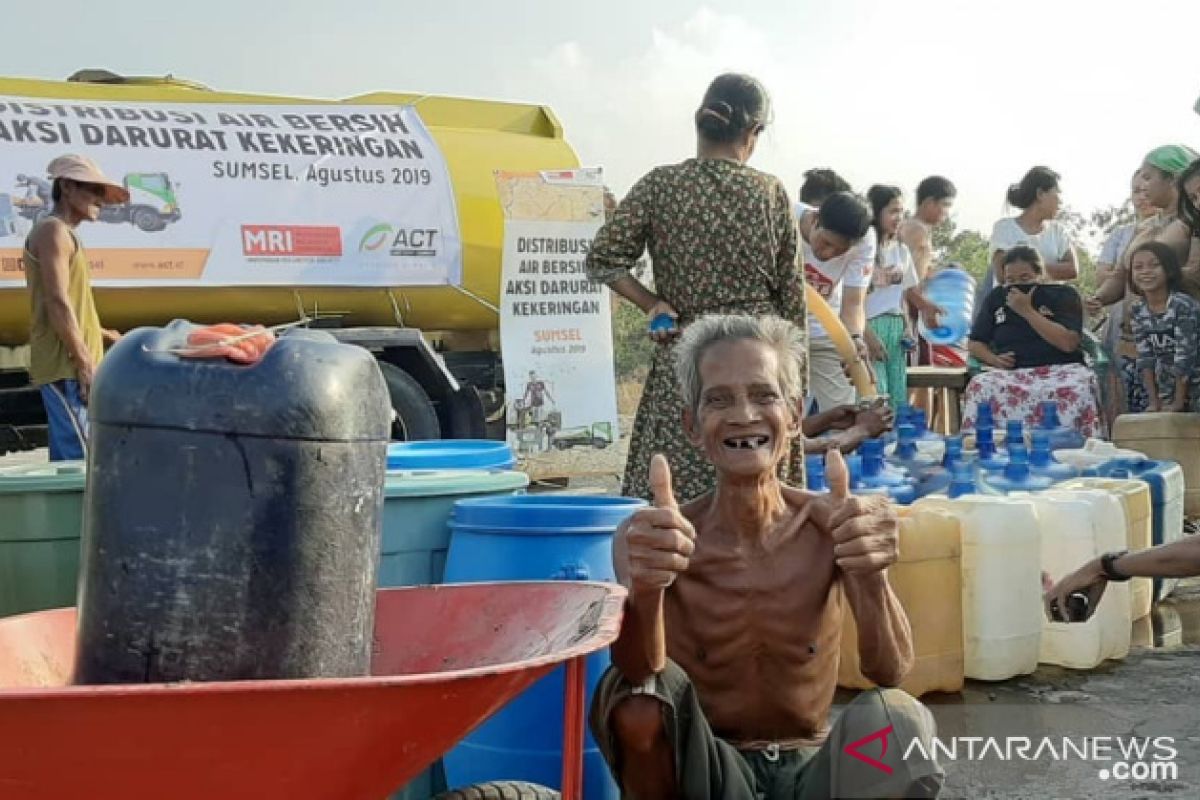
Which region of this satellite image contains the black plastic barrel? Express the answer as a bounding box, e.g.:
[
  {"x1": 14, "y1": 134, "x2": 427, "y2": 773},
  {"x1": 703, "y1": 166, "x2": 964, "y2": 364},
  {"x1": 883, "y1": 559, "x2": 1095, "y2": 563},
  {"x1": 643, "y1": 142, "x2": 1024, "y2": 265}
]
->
[{"x1": 74, "y1": 320, "x2": 390, "y2": 685}]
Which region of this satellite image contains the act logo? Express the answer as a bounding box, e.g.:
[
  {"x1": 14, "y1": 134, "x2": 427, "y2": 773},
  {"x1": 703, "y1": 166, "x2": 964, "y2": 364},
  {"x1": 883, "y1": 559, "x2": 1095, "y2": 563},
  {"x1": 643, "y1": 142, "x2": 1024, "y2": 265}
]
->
[{"x1": 359, "y1": 223, "x2": 393, "y2": 252}]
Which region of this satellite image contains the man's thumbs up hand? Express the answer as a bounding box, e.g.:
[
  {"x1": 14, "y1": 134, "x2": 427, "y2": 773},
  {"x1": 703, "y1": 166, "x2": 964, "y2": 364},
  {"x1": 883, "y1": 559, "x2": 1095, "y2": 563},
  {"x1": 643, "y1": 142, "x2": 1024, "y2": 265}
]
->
[
  {"x1": 618, "y1": 454, "x2": 695, "y2": 594},
  {"x1": 650, "y1": 453, "x2": 679, "y2": 511},
  {"x1": 824, "y1": 448, "x2": 899, "y2": 576}
]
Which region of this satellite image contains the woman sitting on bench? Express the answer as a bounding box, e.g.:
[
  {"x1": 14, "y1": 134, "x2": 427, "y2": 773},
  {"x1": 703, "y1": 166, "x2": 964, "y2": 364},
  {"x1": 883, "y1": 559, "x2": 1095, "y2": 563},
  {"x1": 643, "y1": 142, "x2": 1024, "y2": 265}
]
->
[{"x1": 961, "y1": 245, "x2": 1102, "y2": 438}]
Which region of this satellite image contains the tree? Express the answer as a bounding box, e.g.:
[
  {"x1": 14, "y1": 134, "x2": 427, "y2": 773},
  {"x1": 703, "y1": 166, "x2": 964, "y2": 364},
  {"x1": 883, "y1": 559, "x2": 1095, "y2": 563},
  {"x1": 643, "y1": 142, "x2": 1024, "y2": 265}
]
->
[{"x1": 933, "y1": 219, "x2": 991, "y2": 282}]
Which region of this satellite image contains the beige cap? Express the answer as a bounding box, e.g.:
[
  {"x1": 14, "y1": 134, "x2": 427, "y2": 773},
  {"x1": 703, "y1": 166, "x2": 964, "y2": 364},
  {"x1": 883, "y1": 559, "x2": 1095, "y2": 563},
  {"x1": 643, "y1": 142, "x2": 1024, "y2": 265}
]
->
[{"x1": 46, "y1": 154, "x2": 130, "y2": 205}]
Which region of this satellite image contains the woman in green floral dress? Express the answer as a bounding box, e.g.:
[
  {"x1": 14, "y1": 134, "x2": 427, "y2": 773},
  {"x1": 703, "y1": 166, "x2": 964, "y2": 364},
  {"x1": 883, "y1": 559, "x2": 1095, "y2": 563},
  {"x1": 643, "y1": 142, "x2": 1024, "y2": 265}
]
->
[{"x1": 586, "y1": 73, "x2": 808, "y2": 502}]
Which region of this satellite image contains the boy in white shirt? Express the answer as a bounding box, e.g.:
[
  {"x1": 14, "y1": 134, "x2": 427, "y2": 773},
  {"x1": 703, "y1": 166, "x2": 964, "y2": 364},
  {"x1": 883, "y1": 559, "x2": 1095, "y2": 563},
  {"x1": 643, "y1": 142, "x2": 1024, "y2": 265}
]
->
[{"x1": 795, "y1": 190, "x2": 875, "y2": 411}]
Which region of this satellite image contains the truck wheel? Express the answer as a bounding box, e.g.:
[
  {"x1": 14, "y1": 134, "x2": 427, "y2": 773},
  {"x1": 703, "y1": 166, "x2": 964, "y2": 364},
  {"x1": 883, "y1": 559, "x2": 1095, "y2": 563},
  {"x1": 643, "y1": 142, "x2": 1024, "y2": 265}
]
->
[
  {"x1": 132, "y1": 207, "x2": 164, "y2": 232},
  {"x1": 378, "y1": 362, "x2": 441, "y2": 441},
  {"x1": 592, "y1": 437, "x2": 608, "y2": 449},
  {"x1": 431, "y1": 781, "x2": 559, "y2": 800}
]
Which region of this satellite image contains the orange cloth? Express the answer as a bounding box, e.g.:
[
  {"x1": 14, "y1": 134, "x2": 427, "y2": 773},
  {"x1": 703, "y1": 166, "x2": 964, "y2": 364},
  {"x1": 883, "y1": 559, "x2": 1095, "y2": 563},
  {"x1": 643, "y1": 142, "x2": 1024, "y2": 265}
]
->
[{"x1": 178, "y1": 323, "x2": 275, "y2": 364}]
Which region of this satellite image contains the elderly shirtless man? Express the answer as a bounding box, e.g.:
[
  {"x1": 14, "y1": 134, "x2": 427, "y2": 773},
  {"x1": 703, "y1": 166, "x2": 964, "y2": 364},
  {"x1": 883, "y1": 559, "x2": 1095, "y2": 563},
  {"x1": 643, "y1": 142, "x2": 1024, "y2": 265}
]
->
[{"x1": 591, "y1": 315, "x2": 941, "y2": 799}]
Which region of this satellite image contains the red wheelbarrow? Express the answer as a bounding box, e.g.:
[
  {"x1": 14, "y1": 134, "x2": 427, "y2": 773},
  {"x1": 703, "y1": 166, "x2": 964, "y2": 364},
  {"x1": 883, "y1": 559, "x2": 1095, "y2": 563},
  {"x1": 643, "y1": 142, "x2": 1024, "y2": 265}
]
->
[{"x1": 0, "y1": 581, "x2": 625, "y2": 799}]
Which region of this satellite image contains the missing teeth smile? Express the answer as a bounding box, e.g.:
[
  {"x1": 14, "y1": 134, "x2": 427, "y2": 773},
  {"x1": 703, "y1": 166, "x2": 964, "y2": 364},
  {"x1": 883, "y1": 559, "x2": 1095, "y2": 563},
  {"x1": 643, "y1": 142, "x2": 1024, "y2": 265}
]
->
[{"x1": 723, "y1": 436, "x2": 769, "y2": 449}]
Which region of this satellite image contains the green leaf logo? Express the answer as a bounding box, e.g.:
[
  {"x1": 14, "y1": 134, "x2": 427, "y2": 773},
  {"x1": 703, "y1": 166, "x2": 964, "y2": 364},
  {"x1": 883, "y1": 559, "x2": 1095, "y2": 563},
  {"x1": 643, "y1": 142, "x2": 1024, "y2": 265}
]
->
[{"x1": 359, "y1": 223, "x2": 393, "y2": 252}]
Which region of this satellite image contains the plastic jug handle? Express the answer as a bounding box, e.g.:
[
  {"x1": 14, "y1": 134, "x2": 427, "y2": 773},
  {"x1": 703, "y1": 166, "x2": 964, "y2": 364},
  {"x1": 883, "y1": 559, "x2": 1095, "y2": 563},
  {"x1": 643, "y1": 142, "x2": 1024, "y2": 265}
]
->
[{"x1": 550, "y1": 563, "x2": 591, "y2": 581}]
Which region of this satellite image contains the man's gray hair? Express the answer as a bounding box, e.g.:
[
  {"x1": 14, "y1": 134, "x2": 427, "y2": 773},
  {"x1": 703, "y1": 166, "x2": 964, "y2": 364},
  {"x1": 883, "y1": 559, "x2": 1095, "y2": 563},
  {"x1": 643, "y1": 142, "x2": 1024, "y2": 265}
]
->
[{"x1": 673, "y1": 314, "x2": 808, "y2": 412}]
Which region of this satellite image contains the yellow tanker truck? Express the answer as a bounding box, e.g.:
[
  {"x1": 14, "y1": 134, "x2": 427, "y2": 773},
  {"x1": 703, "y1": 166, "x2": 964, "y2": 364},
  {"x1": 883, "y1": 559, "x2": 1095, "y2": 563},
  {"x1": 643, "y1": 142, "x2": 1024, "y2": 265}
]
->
[{"x1": 0, "y1": 70, "x2": 581, "y2": 451}]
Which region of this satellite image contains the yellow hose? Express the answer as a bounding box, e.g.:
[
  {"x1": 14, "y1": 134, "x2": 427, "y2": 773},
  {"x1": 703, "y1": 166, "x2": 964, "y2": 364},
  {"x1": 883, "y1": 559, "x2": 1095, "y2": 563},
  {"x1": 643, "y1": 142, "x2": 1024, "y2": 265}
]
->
[{"x1": 804, "y1": 284, "x2": 878, "y2": 398}]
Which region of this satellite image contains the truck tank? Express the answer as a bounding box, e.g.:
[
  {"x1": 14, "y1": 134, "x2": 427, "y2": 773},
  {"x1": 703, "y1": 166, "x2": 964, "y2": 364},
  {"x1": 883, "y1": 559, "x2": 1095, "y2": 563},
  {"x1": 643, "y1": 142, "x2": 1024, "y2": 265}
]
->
[{"x1": 0, "y1": 73, "x2": 580, "y2": 344}]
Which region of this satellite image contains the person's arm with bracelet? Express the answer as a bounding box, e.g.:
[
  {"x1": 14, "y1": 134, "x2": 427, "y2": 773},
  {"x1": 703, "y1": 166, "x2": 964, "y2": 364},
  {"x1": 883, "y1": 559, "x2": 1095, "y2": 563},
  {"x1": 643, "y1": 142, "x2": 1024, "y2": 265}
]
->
[
  {"x1": 585, "y1": 173, "x2": 679, "y2": 337},
  {"x1": 1045, "y1": 536, "x2": 1200, "y2": 623}
]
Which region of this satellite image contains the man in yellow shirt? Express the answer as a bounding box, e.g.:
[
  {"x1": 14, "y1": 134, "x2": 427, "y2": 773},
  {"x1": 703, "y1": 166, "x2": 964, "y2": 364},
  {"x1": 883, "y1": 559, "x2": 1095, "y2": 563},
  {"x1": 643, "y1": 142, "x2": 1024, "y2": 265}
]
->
[{"x1": 23, "y1": 155, "x2": 125, "y2": 460}]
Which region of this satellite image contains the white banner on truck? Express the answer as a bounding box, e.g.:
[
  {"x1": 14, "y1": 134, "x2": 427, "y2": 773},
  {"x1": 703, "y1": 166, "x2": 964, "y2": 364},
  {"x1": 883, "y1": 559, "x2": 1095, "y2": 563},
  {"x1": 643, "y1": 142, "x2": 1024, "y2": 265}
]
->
[
  {"x1": 496, "y1": 170, "x2": 619, "y2": 462},
  {"x1": 0, "y1": 97, "x2": 461, "y2": 287}
]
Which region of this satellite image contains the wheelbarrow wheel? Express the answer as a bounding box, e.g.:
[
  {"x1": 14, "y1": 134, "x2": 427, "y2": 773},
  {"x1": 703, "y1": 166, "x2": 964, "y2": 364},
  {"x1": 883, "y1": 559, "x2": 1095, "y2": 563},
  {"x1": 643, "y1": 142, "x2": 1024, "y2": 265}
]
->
[{"x1": 432, "y1": 781, "x2": 560, "y2": 800}]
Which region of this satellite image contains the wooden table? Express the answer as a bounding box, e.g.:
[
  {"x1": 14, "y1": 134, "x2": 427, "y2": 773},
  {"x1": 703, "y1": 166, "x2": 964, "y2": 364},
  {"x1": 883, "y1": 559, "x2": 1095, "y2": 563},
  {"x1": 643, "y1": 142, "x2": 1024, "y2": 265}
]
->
[{"x1": 907, "y1": 366, "x2": 970, "y2": 434}]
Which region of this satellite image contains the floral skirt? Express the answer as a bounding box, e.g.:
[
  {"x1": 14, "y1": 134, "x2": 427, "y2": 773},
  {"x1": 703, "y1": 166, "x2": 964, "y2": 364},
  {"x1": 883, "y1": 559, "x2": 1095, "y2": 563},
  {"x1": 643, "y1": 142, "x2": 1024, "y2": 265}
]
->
[{"x1": 960, "y1": 362, "x2": 1103, "y2": 439}]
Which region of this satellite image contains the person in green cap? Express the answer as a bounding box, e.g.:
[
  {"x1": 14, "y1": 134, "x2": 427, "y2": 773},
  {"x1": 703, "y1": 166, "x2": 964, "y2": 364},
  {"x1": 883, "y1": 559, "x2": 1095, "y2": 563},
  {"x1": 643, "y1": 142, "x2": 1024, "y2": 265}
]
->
[{"x1": 1087, "y1": 144, "x2": 1200, "y2": 412}]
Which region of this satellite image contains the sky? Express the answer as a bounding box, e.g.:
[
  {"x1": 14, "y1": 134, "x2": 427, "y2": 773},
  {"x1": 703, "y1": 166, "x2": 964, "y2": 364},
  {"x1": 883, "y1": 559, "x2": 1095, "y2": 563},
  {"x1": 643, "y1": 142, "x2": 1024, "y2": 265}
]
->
[{"x1": 5, "y1": 0, "x2": 1200, "y2": 249}]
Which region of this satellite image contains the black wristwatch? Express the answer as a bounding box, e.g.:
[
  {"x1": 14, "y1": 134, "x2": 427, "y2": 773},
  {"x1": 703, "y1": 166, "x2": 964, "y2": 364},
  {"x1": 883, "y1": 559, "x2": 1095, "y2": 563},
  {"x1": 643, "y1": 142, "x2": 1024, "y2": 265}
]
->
[{"x1": 1100, "y1": 550, "x2": 1131, "y2": 582}]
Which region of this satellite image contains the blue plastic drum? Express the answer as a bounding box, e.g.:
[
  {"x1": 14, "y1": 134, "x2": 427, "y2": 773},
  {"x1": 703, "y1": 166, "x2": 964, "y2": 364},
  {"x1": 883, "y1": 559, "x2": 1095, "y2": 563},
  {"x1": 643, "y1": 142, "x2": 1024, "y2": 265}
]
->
[{"x1": 443, "y1": 495, "x2": 644, "y2": 799}]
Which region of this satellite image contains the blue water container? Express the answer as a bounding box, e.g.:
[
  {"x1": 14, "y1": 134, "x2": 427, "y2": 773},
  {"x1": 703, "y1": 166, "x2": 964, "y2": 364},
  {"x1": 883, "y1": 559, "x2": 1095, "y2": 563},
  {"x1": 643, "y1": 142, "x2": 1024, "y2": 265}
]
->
[
  {"x1": 1028, "y1": 431, "x2": 1077, "y2": 484},
  {"x1": 889, "y1": 425, "x2": 938, "y2": 479},
  {"x1": 908, "y1": 409, "x2": 943, "y2": 443},
  {"x1": 975, "y1": 424, "x2": 1009, "y2": 472},
  {"x1": 860, "y1": 439, "x2": 917, "y2": 503},
  {"x1": 917, "y1": 435, "x2": 966, "y2": 497},
  {"x1": 387, "y1": 440, "x2": 517, "y2": 472},
  {"x1": 862, "y1": 439, "x2": 911, "y2": 484},
  {"x1": 983, "y1": 446, "x2": 1055, "y2": 493},
  {"x1": 380, "y1": 470, "x2": 529, "y2": 588},
  {"x1": 1035, "y1": 402, "x2": 1086, "y2": 451},
  {"x1": 947, "y1": 462, "x2": 978, "y2": 498},
  {"x1": 443, "y1": 496, "x2": 644, "y2": 799},
  {"x1": 975, "y1": 402, "x2": 994, "y2": 429},
  {"x1": 1003, "y1": 419, "x2": 1026, "y2": 452},
  {"x1": 1095, "y1": 458, "x2": 1186, "y2": 600},
  {"x1": 886, "y1": 405, "x2": 914, "y2": 445},
  {"x1": 805, "y1": 454, "x2": 830, "y2": 493},
  {"x1": 918, "y1": 267, "x2": 977, "y2": 346}
]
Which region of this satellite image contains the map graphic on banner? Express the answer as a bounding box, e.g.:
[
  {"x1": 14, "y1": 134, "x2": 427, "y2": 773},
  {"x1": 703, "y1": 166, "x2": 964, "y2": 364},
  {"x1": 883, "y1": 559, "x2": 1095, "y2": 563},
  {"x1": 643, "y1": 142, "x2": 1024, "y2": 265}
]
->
[
  {"x1": 0, "y1": 97, "x2": 461, "y2": 287},
  {"x1": 496, "y1": 169, "x2": 619, "y2": 465}
]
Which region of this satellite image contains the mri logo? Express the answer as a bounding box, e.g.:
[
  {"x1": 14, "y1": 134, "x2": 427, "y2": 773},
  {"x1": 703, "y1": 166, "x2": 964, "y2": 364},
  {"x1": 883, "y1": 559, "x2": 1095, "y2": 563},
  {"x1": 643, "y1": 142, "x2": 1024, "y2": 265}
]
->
[{"x1": 359, "y1": 223, "x2": 393, "y2": 252}]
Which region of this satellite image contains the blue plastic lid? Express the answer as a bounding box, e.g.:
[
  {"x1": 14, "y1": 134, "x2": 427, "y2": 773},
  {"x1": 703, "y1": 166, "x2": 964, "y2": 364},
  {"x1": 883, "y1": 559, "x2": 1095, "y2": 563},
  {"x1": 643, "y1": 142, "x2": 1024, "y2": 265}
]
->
[
  {"x1": 387, "y1": 440, "x2": 516, "y2": 471},
  {"x1": 451, "y1": 495, "x2": 646, "y2": 534},
  {"x1": 385, "y1": 469, "x2": 528, "y2": 498},
  {"x1": 860, "y1": 438, "x2": 885, "y2": 457}
]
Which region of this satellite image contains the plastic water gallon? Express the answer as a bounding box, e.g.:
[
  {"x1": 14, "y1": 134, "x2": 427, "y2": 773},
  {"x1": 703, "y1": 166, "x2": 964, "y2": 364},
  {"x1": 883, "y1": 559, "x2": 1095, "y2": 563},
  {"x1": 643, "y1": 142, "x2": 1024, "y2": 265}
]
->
[
  {"x1": 1059, "y1": 478, "x2": 1153, "y2": 620},
  {"x1": 974, "y1": 425, "x2": 1009, "y2": 472},
  {"x1": 1028, "y1": 431, "x2": 1077, "y2": 484},
  {"x1": 805, "y1": 454, "x2": 830, "y2": 493},
  {"x1": 947, "y1": 463, "x2": 978, "y2": 499},
  {"x1": 839, "y1": 506, "x2": 964, "y2": 696},
  {"x1": 1113, "y1": 412, "x2": 1200, "y2": 516},
  {"x1": 1035, "y1": 401, "x2": 1085, "y2": 450},
  {"x1": 918, "y1": 267, "x2": 977, "y2": 346},
  {"x1": 1052, "y1": 439, "x2": 1146, "y2": 473},
  {"x1": 860, "y1": 439, "x2": 917, "y2": 504},
  {"x1": 1095, "y1": 457, "x2": 1185, "y2": 601},
  {"x1": 1030, "y1": 489, "x2": 1131, "y2": 668},
  {"x1": 973, "y1": 401, "x2": 995, "y2": 431},
  {"x1": 915, "y1": 495, "x2": 1042, "y2": 680},
  {"x1": 916, "y1": 435, "x2": 967, "y2": 497},
  {"x1": 1003, "y1": 419, "x2": 1027, "y2": 451},
  {"x1": 909, "y1": 409, "x2": 944, "y2": 443},
  {"x1": 982, "y1": 446, "x2": 1055, "y2": 493},
  {"x1": 889, "y1": 425, "x2": 939, "y2": 479}
]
